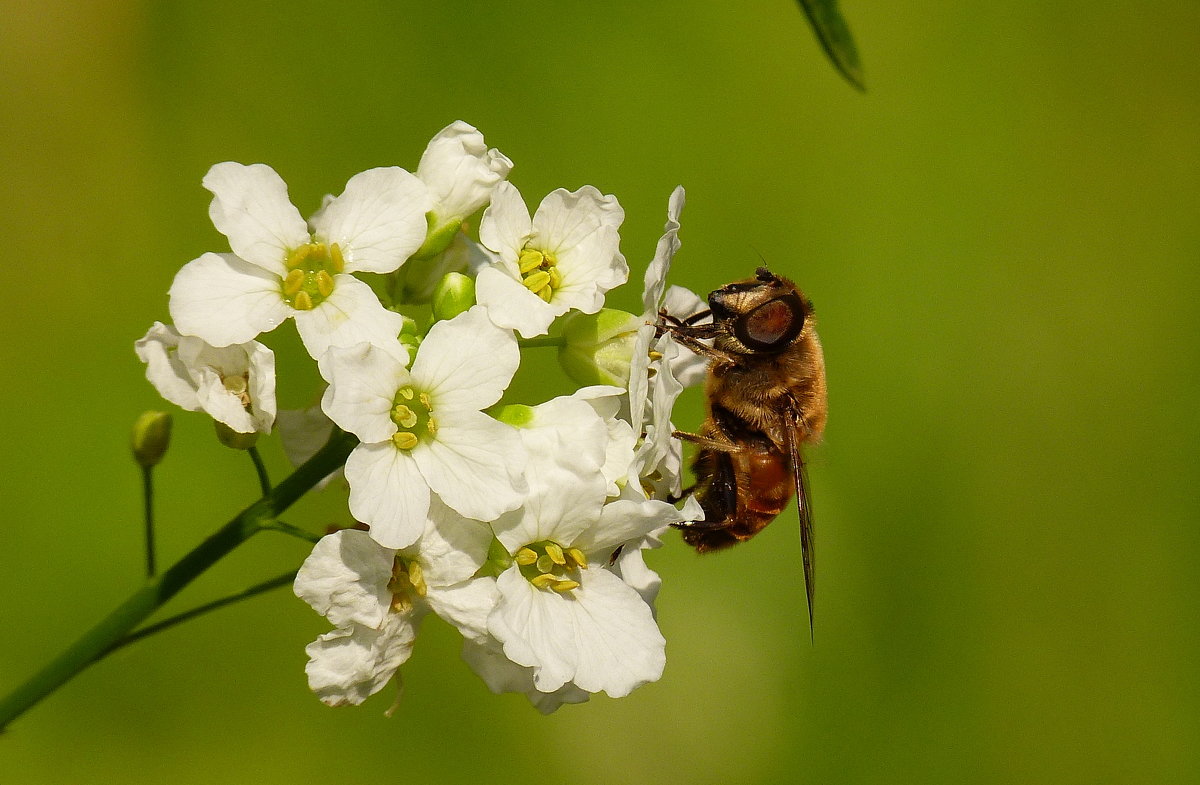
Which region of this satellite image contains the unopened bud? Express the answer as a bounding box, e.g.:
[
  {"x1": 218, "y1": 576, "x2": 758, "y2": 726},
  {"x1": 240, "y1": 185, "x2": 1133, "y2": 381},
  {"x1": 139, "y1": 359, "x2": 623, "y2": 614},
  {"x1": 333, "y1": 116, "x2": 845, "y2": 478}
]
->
[
  {"x1": 558, "y1": 309, "x2": 642, "y2": 386},
  {"x1": 431, "y1": 272, "x2": 476, "y2": 322},
  {"x1": 214, "y1": 421, "x2": 259, "y2": 450},
  {"x1": 131, "y1": 410, "x2": 172, "y2": 468}
]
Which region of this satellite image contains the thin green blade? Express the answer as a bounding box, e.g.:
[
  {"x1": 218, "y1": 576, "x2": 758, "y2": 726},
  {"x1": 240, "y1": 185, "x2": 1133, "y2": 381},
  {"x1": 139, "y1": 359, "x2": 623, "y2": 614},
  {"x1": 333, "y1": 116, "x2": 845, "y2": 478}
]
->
[{"x1": 796, "y1": 0, "x2": 866, "y2": 91}]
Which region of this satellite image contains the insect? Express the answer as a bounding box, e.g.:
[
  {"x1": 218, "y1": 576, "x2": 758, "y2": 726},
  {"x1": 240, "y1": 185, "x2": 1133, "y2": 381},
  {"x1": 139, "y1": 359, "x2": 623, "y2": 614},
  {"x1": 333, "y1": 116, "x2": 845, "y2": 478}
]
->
[{"x1": 657, "y1": 267, "x2": 827, "y2": 632}]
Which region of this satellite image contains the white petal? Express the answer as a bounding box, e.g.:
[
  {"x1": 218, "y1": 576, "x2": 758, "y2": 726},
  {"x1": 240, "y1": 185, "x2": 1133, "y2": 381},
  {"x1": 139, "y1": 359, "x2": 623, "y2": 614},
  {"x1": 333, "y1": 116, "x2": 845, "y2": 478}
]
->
[
  {"x1": 169, "y1": 252, "x2": 292, "y2": 347},
  {"x1": 183, "y1": 337, "x2": 276, "y2": 433},
  {"x1": 311, "y1": 167, "x2": 432, "y2": 274},
  {"x1": 304, "y1": 612, "x2": 419, "y2": 707},
  {"x1": 488, "y1": 567, "x2": 665, "y2": 697},
  {"x1": 460, "y1": 637, "x2": 591, "y2": 714},
  {"x1": 134, "y1": 322, "x2": 199, "y2": 411},
  {"x1": 532, "y1": 186, "x2": 624, "y2": 254},
  {"x1": 408, "y1": 496, "x2": 494, "y2": 587},
  {"x1": 641, "y1": 185, "x2": 686, "y2": 314},
  {"x1": 475, "y1": 264, "x2": 562, "y2": 338},
  {"x1": 424, "y1": 577, "x2": 498, "y2": 642},
  {"x1": 418, "y1": 121, "x2": 513, "y2": 223},
  {"x1": 415, "y1": 409, "x2": 527, "y2": 522},
  {"x1": 478, "y1": 181, "x2": 531, "y2": 262},
  {"x1": 345, "y1": 443, "x2": 430, "y2": 549},
  {"x1": 294, "y1": 530, "x2": 394, "y2": 629},
  {"x1": 662, "y1": 285, "x2": 708, "y2": 387},
  {"x1": 574, "y1": 497, "x2": 689, "y2": 558},
  {"x1": 319, "y1": 342, "x2": 409, "y2": 443},
  {"x1": 554, "y1": 224, "x2": 628, "y2": 311},
  {"x1": 203, "y1": 162, "x2": 308, "y2": 274},
  {"x1": 625, "y1": 323, "x2": 655, "y2": 437},
  {"x1": 294, "y1": 274, "x2": 409, "y2": 361},
  {"x1": 410, "y1": 306, "x2": 518, "y2": 411},
  {"x1": 490, "y1": 408, "x2": 608, "y2": 553},
  {"x1": 610, "y1": 545, "x2": 663, "y2": 610}
]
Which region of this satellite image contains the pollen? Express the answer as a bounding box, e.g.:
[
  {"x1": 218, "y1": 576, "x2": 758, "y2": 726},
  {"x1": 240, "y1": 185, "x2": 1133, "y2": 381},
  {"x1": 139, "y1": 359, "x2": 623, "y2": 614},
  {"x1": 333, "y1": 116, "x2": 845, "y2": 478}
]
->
[
  {"x1": 517, "y1": 243, "x2": 560, "y2": 303},
  {"x1": 280, "y1": 241, "x2": 343, "y2": 310},
  {"x1": 390, "y1": 386, "x2": 435, "y2": 450},
  {"x1": 516, "y1": 539, "x2": 585, "y2": 593}
]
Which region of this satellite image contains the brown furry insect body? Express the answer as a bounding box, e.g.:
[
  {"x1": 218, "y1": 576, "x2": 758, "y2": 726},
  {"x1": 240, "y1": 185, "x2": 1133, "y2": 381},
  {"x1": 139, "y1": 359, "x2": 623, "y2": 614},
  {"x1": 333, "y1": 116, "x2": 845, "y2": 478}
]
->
[{"x1": 657, "y1": 267, "x2": 827, "y2": 630}]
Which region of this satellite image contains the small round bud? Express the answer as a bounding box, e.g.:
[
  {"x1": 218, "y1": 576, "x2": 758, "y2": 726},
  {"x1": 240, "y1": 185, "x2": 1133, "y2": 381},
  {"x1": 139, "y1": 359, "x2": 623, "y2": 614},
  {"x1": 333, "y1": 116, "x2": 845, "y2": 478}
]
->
[
  {"x1": 558, "y1": 309, "x2": 642, "y2": 386},
  {"x1": 131, "y1": 410, "x2": 172, "y2": 468},
  {"x1": 431, "y1": 272, "x2": 477, "y2": 322},
  {"x1": 214, "y1": 421, "x2": 259, "y2": 450}
]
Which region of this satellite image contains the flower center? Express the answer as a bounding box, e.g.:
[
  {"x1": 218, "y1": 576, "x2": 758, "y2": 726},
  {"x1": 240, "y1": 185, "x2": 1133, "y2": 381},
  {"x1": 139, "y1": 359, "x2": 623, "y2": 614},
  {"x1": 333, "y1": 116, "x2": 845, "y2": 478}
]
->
[
  {"x1": 387, "y1": 554, "x2": 427, "y2": 613},
  {"x1": 281, "y1": 242, "x2": 345, "y2": 311},
  {"x1": 518, "y1": 246, "x2": 561, "y2": 303},
  {"x1": 515, "y1": 540, "x2": 587, "y2": 593},
  {"x1": 390, "y1": 386, "x2": 437, "y2": 450},
  {"x1": 221, "y1": 373, "x2": 252, "y2": 409}
]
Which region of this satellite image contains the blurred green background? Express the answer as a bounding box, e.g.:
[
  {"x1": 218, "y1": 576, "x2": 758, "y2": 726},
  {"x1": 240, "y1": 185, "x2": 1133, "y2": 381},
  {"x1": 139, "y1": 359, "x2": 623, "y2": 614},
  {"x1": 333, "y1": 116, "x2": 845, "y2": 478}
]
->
[{"x1": 2, "y1": 1, "x2": 1197, "y2": 782}]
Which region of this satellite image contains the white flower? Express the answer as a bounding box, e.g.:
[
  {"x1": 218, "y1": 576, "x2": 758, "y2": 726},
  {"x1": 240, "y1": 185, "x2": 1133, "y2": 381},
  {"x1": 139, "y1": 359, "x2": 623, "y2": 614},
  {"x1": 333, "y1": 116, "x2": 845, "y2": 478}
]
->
[
  {"x1": 483, "y1": 403, "x2": 686, "y2": 698},
  {"x1": 418, "y1": 121, "x2": 513, "y2": 232},
  {"x1": 319, "y1": 306, "x2": 527, "y2": 549},
  {"x1": 294, "y1": 511, "x2": 492, "y2": 707},
  {"x1": 476, "y1": 182, "x2": 627, "y2": 338},
  {"x1": 169, "y1": 163, "x2": 431, "y2": 360},
  {"x1": 135, "y1": 321, "x2": 275, "y2": 434},
  {"x1": 623, "y1": 186, "x2": 708, "y2": 499}
]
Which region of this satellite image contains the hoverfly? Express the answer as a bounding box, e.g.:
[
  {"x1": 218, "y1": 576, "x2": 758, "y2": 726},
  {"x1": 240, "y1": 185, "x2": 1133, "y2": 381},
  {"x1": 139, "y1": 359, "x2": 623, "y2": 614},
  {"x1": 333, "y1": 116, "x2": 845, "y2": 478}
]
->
[{"x1": 657, "y1": 267, "x2": 827, "y2": 632}]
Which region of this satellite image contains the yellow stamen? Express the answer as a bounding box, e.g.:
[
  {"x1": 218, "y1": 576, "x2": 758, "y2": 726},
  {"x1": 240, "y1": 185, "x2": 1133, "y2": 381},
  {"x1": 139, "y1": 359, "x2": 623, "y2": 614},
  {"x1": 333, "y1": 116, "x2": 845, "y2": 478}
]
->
[
  {"x1": 426, "y1": 417, "x2": 438, "y2": 438},
  {"x1": 329, "y1": 243, "x2": 345, "y2": 273},
  {"x1": 293, "y1": 290, "x2": 314, "y2": 311},
  {"x1": 399, "y1": 387, "x2": 415, "y2": 400},
  {"x1": 537, "y1": 286, "x2": 554, "y2": 302},
  {"x1": 545, "y1": 543, "x2": 566, "y2": 566},
  {"x1": 547, "y1": 266, "x2": 562, "y2": 290},
  {"x1": 419, "y1": 392, "x2": 433, "y2": 410},
  {"x1": 283, "y1": 268, "x2": 305, "y2": 295},
  {"x1": 530, "y1": 573, "x2": 558, "y2": 590},
  {"x1": 566, "y1": 548, "x2": 588, "y2": 569},
  {"x1": 551, "y1": 579, "x2": 580, "y2": 593},
  {"x1": 523, "y1": 270, "x2": 551, "y2": 293},
  {"x1": 519, "y1": 249, "x2": 545, "y2": 274},
  {"x1": 315, "y1": 270, "x2": 335, "y2": 298},
  {"x1": 392, "y1": 431, "x2": 418, "y2": 450},
  {"x1": 286, "y1": 245, "x2": 313, "y2": 269},
  {"x1": 407, "y1": 561, "x2": 427, "y2": 597},
  {"x1": 392, "y1": 404, "x2": 418, "y2": 429},
  {"x1": 516, "y1": 547, "x2": 538, "y2": 566}
]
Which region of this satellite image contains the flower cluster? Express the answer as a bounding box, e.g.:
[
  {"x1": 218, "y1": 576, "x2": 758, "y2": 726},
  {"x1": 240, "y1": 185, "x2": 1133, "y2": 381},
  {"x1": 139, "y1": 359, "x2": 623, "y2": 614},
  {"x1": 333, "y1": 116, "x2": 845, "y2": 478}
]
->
[{"x1": 137, "y1": 121, "x2": 705, "y2": 712}]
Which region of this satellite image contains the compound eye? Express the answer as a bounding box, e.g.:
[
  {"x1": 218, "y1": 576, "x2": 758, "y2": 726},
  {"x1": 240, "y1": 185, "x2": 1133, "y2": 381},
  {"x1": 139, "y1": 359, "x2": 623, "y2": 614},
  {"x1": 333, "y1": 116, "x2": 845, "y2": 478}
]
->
[{"x1": 735, "y1": 294, "x2": 806, "y2": 352}]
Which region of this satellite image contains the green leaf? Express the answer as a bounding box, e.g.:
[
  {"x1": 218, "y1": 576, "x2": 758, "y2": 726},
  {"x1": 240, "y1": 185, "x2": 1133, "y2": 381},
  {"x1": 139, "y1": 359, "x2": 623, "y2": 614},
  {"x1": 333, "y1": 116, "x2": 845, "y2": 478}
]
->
[{"x1": 796, "y1": 0, "x2": 866, "y2": 91}]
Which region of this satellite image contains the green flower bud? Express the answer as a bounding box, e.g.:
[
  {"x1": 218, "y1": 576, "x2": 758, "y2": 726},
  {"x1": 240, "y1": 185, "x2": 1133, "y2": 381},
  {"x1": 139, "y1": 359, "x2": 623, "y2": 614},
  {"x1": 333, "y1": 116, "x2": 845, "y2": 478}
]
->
[
  {"x1": 431, "y1": 272, "x2": 477, "y2": 322},
  {"x1": 558, "y1": 309, "x2": 643, "y2": 387},
  {"x1": 131, "y1": 410, "x2": 172, "y2": 468},
  {"x1": 214, "y1": 421, "x2": 259, "y2": 451},
  {"x1": 491, "y1": 403, "x2": 536, "y2": 428},
  {"x1": 411, "y1": 214, "x2": 464, "y2": 262}
]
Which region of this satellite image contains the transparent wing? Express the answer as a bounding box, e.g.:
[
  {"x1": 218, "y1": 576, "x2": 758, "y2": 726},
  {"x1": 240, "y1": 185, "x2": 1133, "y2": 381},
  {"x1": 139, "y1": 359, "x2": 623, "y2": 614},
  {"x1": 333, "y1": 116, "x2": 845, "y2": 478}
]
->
[{"x1": 784, "y1": 404, "x2": 816, "y2": 640}]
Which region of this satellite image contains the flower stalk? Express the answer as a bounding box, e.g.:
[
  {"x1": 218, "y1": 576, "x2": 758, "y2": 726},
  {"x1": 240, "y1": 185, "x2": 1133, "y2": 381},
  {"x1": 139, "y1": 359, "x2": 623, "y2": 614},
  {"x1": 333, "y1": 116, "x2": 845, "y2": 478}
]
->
[{"x1": 0, "y1": 430, "x2": 357, "y2": 731}]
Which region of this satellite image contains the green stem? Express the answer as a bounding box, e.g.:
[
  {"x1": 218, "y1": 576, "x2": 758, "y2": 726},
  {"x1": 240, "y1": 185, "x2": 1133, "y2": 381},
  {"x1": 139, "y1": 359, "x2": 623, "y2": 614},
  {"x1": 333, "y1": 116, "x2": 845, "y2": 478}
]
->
[
  {"x1": 261, "y1": 520, "x2": 322, "y2": 544},
  {"x1": 248, "y1": 445, "x2": 272, "y2": 496},
  {"x1": 109, "y1": 571, "x2": 298, "y2": 655},
  {"x1": 0, "y1": 430, "x2": 357, "y2": 732},
  {"x1": 142, "y1": 465, "x2": 156, "y2": 577},
  {"x1": 518, "y1": 335, "x2": 566, "y2": 349}
]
